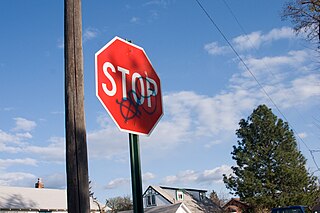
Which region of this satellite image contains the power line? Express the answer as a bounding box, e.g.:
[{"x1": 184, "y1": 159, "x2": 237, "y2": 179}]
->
[
  {"x1": 194, "y1": 0, "x2": 320, "y2": 172},
  {"x1": 194, "y1": 0, "x2": 285, "y2": 127},
  {"x1": 220, "y1": 0, "x2": 312, "y2": 142},
  {"x1": 220, "y1": 0, "x2": 320, "y2": 173},
  {"x1": 221, "y1": 0, "x2": 320, "y2": 142}
]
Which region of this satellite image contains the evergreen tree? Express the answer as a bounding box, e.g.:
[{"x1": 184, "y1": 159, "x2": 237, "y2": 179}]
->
[{"x1": 223, "y1": 105, "x2": 319, "y2": 210}]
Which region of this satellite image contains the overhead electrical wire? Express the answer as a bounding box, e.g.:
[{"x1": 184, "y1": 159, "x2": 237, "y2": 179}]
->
[
  {"x1": 220, "y1": 0, "x2": 320, "y2": 173},
  {"x1": 194, "y1": 0, "x2": 320, "y2": 172}
]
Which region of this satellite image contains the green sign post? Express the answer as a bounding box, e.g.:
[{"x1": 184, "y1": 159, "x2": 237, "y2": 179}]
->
[
  {"x1": 129, "y1": 133, "x2": 144, "y2": 212},
  {"x1": 95, "y1": 37, "x2": 163, "y2": 213}
]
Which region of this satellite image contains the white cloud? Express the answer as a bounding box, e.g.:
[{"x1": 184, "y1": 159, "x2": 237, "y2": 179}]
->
[
  {"x1": 42, "y1": 173, "x2": 66, "y2": 189},
  {"x1": 291, "y1": 74, "x2": 320, "y2": 98},
  {"x1": 15, "y1": 132, "x2": 32, "y2": 139},
  {"x1": 87, "y1": 27, "x2": 319, "y2": 162},
  {"x1": 0, "y1": 129, "x2": 17, "y2": 143},
  {"x1": 103, "y1": 172, "x2": 155, "y2": 191},
  {"x1": 0, "y1": 143, "x2": 22, "y2": 153},
  {"x1": 233, "y1": 27, "x2": 295, "y2": 51},
  {"x1": 205, "y1": 27, "x2": 296, "y2": 55},
  {"x1": 267, "y1": 73, "x2": 320, "y2": 108},
  {"x1": 83, "y1": 27, "x2": 99, "y2": 42},
  {"x1": 88, "y1": 108, "x2": 190, "y2": 159},
  {"x1": 90, "y1": 50, "x2": 320, "y2": 158},
  {"x1": 198, "y1": 165, "x2": 233, "y2": 184},
  {"x1": 162, "y1": 175, "x2": 178, "y2": 185},
  {"x1": 130, "y1": 16, "x2": 140, "y2": 23},
  {"x1": 171, "y1": 170, "x2": 198, "y2": 183},
  {"x1": 140, "y1": 89, "x2": 255, "y2": 152},
  {"x1": 204, "y1": 42, "x2": 230, "y2": 55},
  {"x1": 230, "y1": 49, "x2": 320, "y2": 108},
  {"x1": 12, "y1": 117, "x2": 36, "y2": 132},
  {"x1": 0, "y1": 171, "x2": 65, "y2": 189},
  {"x1": 105, "y1": 178, "x2": 130, "y2": 189},
  {"x1": 152, "y1": 48, "x2": 318, "y2": 153},
  {"x1": 0, "y1": 126, "x2": 65, "y2": 161},
  {"x1": 0, "y1": 172, "x2": 36, "y2": 187},
  {"x1": 143, "y1": 172, "x2": 156, "y2": 181},
  {"x1": 241, "y1": 50, "x2": 308, "y2": 77},
  {"x1": 144, "y1": 0, "x2": 172, "y2": 7},
  {"x1": 0, "y1": 134, "x2": 63, "y2": 161},
  {"x1": 233, "y1": 31, "x2": 262, "y2": 51},
  {"x1": 264, "y1": 27, "x2": 296, "y2": 42},
  {"x1": 0, "y1": 158, "x2": 37, "y2": 169},
  {"x1": 57, "y1": 38, "x2": 64, "y2": 49},
  {"x1": 0, "y1": 119, "x2": 64, "y2": 162},
  {"x1": 87, "y1": 117, "x2": 128, "y2": 160},
  {"x1": 204, "y1": 140, "x2": 222, "y2": 148},
  {"x1": 162, "y1": 165, "x2": 232, "y2": 186},
  {"x1": 297, "y1": 132, "x2": 307, "y2": 139},
  {"x1": 24, "y1": 137, "x2": 65, "y2": 162},
  {"x1": 3, "y1": 107, "x2": 14, "y2": 111},
  {"x1": 0, "y1": 130, "x2": 25, "y2": 153},
  {"x1": 50, "y1": 111, "x2": 64, "y2": 115},
  {"x1": 141, "y1": 91, "x2": 243, "y2": 152}
]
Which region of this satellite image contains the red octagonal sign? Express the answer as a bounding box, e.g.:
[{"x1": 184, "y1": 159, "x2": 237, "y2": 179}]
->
[{"x1": 95, "y1": 36, "x2": 163, "y2": 135}]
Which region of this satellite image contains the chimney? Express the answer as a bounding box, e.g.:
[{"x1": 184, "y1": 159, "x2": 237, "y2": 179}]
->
[{"x1": 35, "y1": 178, "x2": 44, "y2": 188}]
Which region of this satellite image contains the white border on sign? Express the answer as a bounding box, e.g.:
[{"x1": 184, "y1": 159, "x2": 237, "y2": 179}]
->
[{"x1": 94, "y1": 36, "x2": 164, "y2": 136}]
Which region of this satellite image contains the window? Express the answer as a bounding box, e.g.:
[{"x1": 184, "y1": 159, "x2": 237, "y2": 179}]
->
[
  {"x1": 147, "y1": 194, "x2": 156, "y2": 206},
  {"x1": 176, "y1": 190, "x2": 184, "y2": 201},
  {"x1": 199, "y1": 192, "x2": 205, "y2": 201}
]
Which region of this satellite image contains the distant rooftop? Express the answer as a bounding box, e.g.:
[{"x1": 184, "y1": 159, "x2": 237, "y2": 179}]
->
[
  {"x1": 159, "y1": 185, "x2": 208, "y2": 193},
  {"x1": 0, "y1": 185, "x2": 108, "y2": 212}
]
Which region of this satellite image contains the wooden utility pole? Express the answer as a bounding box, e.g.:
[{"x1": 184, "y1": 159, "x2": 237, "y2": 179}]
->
[{"x1": 64, "y1": 0, "x2": 90, "y2": 212}]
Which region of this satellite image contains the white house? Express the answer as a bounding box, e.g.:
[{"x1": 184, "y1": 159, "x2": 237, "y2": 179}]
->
[
  {"x1": 0, "y1": 185, "x2": 110, "y2": 213},
  {"x1": 142, "y1": 186, "x2": 223, "y2": 213}
]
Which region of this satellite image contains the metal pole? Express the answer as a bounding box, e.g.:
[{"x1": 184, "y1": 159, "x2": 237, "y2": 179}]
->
[{"x1": 129, "y1": 133, "x2": 144, "y2": 213}]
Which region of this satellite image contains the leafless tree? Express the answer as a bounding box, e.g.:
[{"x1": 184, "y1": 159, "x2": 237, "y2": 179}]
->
[{"x1": 282, "y1": 0, "x2": 320, "y2": 45}]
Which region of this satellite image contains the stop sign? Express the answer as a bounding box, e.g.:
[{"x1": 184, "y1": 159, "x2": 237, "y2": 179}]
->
[{"x1": 95, "y1": 36, "x2": 163, "y2": 135}]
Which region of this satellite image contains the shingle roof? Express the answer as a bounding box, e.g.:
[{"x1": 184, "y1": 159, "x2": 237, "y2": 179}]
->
[
  {"x1": 145, "y1": 185, "x2": 223, "y2": 213},
  {"x1": 0, "y1": 186, "x2": 67, "y2": 211},
  {"x1": 149, "y1": 185, "x2": 175, "y2": 204},
  {"x1": 160, "y1": 186, "x2": 207, "y2": 193},
  {"x1": 144, "y1": 203, "x2": 187, "y2": 213}
]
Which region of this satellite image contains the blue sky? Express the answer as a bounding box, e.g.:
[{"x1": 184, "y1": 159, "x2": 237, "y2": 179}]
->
[{"x1": 0, "y1": 0, "x2": 320, "y2": 202}]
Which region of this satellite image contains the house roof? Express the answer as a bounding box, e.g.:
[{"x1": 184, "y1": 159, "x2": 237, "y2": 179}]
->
[
  {"x1": 144, "y1": 185, "x2": 208, "y2": 204},
  {"x1": 0, "y1": 186, "x2": 67, "y2": 211},
  {"x1": 120, "y1": 203, "x2": 191, "y2": 213},
  {"x1": 160, "y1": 186, "x2": 207, "y2": 193},
  {"x1": 144, "y1": 185, "x2": 222, "y2": 213},
  {"x1": 144, "y1": 185, "x2": 175, "y2": 204},
  {"x1": 0, "y1": 185, "x2": 108, "y2": 211},
  {"x1": 223, "y1": 198, "x2": 250, "y2": 210}
]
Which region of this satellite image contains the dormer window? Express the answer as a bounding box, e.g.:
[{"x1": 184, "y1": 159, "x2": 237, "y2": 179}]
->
[
  {"x1": 147, "y1": 194, "x2": 156, "y2": 206},
  {"x1": 199, "y1": 192, "x2": 205, "y2": 201}
]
